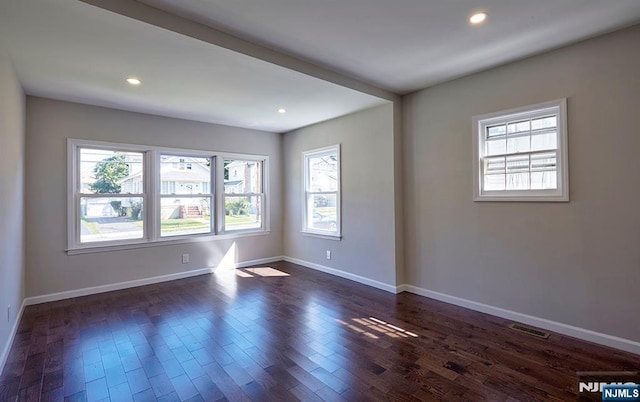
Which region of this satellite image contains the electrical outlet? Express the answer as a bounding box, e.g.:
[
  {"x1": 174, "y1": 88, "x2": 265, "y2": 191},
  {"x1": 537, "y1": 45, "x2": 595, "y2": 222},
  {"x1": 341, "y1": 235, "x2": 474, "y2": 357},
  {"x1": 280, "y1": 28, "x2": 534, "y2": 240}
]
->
[
  {"x1": 182, "y1": 253, "x2": 189, "y2": 264},
  {"x1": 326, "y1": 250, "x2": 331, "y2": 260},
  {"x1": 7, "y1": 305, "x2": 10, "y2": 323}
]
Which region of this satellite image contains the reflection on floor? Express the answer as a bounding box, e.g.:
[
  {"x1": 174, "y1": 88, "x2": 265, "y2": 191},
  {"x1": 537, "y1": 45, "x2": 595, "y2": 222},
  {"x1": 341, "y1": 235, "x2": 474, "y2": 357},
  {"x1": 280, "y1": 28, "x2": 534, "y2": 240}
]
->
[
  {"x1": 236, "y1": 267, "x2": 291, "y2": 278},
  {"x1": 0, "y1": 261, "x2": 638, "y2": 401}
]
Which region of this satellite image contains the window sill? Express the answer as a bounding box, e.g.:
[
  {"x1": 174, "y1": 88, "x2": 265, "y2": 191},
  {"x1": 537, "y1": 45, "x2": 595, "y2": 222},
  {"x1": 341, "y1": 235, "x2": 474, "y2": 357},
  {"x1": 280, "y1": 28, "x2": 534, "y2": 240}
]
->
[
  {"x1": 67, "y1": 230, "x2": 270, "y2": 255},
  {"x1": 474, "y1": 192, "x2": 569, "y2": 202},
  {"x1": 301, "y1": 231, "x2": 342, "y2": 241}
]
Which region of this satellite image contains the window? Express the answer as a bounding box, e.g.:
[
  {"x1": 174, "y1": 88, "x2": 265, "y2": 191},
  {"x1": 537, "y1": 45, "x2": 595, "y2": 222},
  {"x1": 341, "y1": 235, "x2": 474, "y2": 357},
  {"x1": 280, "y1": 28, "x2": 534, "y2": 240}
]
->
[
  {"x1": 73, "y1": 146, "x2": 146, "y2": 245},
  {"x1": 159, "y1": 154, "x2": 212, "y2": 237},
  {"x1": 223, "y1": 159, "x2": 264, "y2": 232},
  {"x1": 303, "y1": 145, "x2": 341, "y2": 238},
  {"x1": 68, "y1": 139, "x2": 268, "y2": 252},
  {"x1": 472, "y1": 99, "x2": 568, "y2": 202}
]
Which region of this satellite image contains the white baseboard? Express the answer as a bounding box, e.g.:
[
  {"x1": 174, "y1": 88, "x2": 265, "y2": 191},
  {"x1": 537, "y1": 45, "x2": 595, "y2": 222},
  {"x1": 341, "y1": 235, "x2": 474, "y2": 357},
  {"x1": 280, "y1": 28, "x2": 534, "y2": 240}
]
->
[
  {"x1": 396, "y1": 284, "x2": 409, "y2": 293},
  {"x1": 24, "y1": 267, "x2": 215, "y2": 306},
  {"x1": 402, "y1": 285, "x2": 640, "y2": 355},
  {"x1": 12, "y1": 256, "x2": 639, "y2": 366},
  {"x1": 24, "y1": 256, "x2": 286, "y2": 307},
  {"x1": 283, "y1": 256, "x2": 398, "y2": 293},
  {"x1": 0, "y1": 299, "x2": 26, "y2": 376}
]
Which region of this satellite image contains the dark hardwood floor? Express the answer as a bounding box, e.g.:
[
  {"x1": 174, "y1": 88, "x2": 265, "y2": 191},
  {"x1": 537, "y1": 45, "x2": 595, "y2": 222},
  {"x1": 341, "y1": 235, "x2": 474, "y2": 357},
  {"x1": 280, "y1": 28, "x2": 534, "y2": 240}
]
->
[{"x1": 0, "y1": 261, "x2": 638, "y2": 401}]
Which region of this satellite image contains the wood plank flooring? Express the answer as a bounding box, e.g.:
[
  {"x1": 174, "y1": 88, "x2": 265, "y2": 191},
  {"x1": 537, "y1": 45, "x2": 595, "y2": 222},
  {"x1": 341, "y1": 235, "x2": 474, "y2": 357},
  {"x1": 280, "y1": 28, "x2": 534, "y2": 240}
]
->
[{"x1": 0, "y1": 261, "x2": 638, "y2": 401}]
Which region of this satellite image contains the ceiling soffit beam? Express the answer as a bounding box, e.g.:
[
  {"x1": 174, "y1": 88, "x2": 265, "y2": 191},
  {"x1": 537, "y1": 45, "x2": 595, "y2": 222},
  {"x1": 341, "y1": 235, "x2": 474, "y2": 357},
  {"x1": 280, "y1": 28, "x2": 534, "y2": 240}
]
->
[{"x1": 81, "y1": 0, "x2": 399, "y2": 103}]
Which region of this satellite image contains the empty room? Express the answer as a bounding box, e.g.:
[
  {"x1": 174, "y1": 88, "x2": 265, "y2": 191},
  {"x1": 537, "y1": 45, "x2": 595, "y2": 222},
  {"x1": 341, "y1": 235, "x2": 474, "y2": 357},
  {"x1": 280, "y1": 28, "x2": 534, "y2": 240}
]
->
[{"x1": 1, "y1": 0, "x2": 639, "y2": 401}]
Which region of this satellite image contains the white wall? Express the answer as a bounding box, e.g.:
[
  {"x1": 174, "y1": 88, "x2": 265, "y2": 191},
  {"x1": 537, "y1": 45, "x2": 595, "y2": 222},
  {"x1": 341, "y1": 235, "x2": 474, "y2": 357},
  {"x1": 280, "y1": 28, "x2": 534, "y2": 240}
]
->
[
  {"x1": 25, "y1": 97, "x2": 282, "y2": 297},
  {"x1": 403, "y1": 25, "x2": 640, "y2": 343},
  {"x1": 0, "y1": 47, "x2": 26, "y2": 370},
  {"x1": 283, "y1": 104, "x2": 399, "y2": 289}
]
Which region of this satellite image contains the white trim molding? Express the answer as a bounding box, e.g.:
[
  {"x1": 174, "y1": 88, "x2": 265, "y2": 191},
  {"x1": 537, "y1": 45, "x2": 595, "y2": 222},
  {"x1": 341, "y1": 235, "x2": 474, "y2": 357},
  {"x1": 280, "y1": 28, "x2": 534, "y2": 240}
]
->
[
  {"x1": 24, "y1": 267, "x2": 214, "y2": 306},
  {"x1": 302, "y1": 144, "x2": 342, "y2": 238},
  {"x1": 24, "y1": 256, "x2": 286, "y2": 306},
  {"x1": 283, "y1": 256, "x2": 397, "y2": 293},
  {"x1": 472, "y1": 98, "x2": 569, "y2": 202},
  {"x1": 0, "y1": 299, "x2": 26, "y2": 376},
  {"x1": 401, "y1": 284, "x2": 640, "y2": 355},
  {"x1": 67, "y1": 138, "x2": 271, "y2": 254}
]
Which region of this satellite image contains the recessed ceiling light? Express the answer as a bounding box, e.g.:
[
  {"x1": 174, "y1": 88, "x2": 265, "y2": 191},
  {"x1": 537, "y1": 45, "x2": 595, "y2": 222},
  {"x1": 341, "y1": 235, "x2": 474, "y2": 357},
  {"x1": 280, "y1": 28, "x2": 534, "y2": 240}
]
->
[
  {"x1": 126, "y1": 77, "x2": 141, "y2": 86},
  {"x1": 469, "y1": 12, "x2": 487, "y2": 25},
  {"x1": 278, "y1": 108, "x2": 287, "y2": 114}
]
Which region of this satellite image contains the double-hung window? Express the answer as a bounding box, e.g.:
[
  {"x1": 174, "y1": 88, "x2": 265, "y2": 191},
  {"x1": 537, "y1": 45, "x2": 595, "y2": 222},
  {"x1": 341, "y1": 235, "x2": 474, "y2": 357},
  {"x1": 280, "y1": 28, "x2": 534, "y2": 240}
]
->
[
  {"x1": 222, "y1": 158, "x2": 265, "y2": 232},
  {"x1": 302, "y1": 145, "x2": 341, "y2": 238},
  {"x1": 71, "y1": 144, "x2": 146, "y2": 246},
  {"x1": 68, "y1": 139, "x2": 269, "y2": 253},
  {"x1": 159, "y1": 154, "x2": 213, "y2": 237},
  {"x1": 472, "y1": 99, "x2": 568, "y2": 202}
]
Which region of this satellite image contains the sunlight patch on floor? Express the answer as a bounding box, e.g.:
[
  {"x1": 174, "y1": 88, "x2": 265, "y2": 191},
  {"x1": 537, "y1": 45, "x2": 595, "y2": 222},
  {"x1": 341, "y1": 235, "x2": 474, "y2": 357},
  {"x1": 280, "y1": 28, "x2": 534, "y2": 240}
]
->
[
  {"x1": 235, "y1": 267, "x2": 290, "y2": 277},
  {"x1": 336, "y1": 319, "x2": 379, "y2": 339},
  {"x1": 336, "y1": 316, "x2": 419, "y2": 340}
]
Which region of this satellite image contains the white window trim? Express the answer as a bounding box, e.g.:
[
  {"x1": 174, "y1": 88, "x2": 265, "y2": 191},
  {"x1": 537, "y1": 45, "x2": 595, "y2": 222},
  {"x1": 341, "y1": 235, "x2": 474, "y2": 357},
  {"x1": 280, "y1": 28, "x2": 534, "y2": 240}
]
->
[
  {"x1": 67, "y1": 139, "x2": 269, "y2": 254},
  {"x1": 217, "y1": 154, "x2": 269, "y2": 235},
  {"x1": 472, "y1": 99, "x2": 569, "y2": 202},
  {"x1": 301, "y1": 144, "x2": 341, "y2": 239}
]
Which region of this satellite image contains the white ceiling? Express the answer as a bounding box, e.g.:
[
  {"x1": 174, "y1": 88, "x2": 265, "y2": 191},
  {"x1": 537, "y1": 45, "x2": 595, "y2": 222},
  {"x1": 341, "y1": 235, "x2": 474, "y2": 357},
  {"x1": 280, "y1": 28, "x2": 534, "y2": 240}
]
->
[
  {"x1": 1, "y1": 0, "x2": 639, "y2": 132},
  {"x1": 0, "y1": 0, "x2": 387, "y2": 133},
  {"x1": 138, "y1": 0, "x2": 640, "y2": 93}
]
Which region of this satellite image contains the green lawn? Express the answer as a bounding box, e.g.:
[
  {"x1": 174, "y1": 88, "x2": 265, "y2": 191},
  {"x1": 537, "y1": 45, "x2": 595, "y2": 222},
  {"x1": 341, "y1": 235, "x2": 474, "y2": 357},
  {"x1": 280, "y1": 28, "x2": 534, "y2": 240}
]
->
[
  {"x1": 81, "y1": 218, "x2": 99, "y2": 234},
  {"x1": 315, "y1": 207, "x2": 336, "y2": 216},
  {"x1": 160, "y1": 218, "x2": 210, "y2": 232},
  {"x1": 225, "y1": 215, "x2": 258, "y2": 225},
  {"x1": 129, "y1": 215, "x2": 258, "y2": 231}
]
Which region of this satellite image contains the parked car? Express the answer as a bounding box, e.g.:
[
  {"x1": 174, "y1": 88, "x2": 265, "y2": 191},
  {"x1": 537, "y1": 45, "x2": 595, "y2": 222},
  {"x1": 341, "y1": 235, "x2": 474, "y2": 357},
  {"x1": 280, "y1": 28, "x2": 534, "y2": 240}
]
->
[
  {"x1": 312, "y1": 212, "x2": 337, "y2": 231},
  {"x1": 313, "y1": 195, "x2": 328, "y2": 207}
]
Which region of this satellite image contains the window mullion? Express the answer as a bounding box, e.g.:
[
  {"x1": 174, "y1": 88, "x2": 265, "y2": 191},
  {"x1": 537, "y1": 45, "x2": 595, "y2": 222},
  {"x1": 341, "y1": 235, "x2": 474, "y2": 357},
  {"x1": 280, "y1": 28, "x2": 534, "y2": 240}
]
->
[
  {"x1": 69, "y1": 139, "x2": 268, "y2": 251},
  {"x1": 148, "y1": 150, "x2": 158, "y2": 241},
  {"x1": 216, "y1": 156, "x2": 225, "y2": 234}
]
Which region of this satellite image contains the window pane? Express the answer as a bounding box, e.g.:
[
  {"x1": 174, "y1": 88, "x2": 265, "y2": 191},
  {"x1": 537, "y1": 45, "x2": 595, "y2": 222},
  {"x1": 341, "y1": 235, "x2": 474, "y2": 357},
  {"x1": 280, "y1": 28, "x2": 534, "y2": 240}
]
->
[
  {"x1": 307, "y1": 153, "x2": 338, "y2": 192},
  {"x1": 483, "y1": 174, "x2": 505, "y2": 191},
  {"x1": 531, "y1": 115, "x2": 556, "y2": 131},
  {"x1": 160, "y1": 197, "x2": 211, "y2": 237},
  {"x1": 531, "y1": 171, "x2": 557, "y2": 189},
  {"x1": 80, "y1": 149, "x2": 143, "y2": 194},
  {"x1": 507, "y1": 120, "x2": 530, "y2": 135},
  {"x1": 506, "y1": 135, "x2": 530, "y2": 153},
  {"x1": 160, "y1": 155, "x2": 210, "y2": 195},
  {"x1": 506, "y1": 173, "x2": 530, "y2": 190},
  {"x1": 531, "y1": 152, "x2": 557, "y2": 171},
  {"x1": 80, "y1": 197, "x2": 144, "y2": 243},
  {"x1": 224, "y1": 160, "x2": 262, "y2": 194},
  {"x1": 531, "y1": 131, "x2": 557, "y2": 151},
  {"x1": 486, "y1": 125, "x2": 506, "y2": 139},
  {"x1": 485, "y1": 157, "x2": 505, "y2": 174},
  {"x1": 306, "y1": 193, "x2": 338, "y2": 232},
  {"x1": 224, "y1": 195, "x2": 262, "y2": 230},
  {"x1": 485, "y1": 138, "x2": 506, "y2": 156},
  {"x1": 506, "y1": 155, "x2": 529, "y2": 173}
]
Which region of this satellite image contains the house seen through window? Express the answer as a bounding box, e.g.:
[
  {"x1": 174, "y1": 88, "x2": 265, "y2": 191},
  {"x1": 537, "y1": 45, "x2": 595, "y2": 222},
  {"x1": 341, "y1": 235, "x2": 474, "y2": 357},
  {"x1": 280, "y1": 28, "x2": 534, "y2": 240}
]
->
[
  {"x1": 223, "y1": 159, "x2": 264, "y2": 231},
  {"x1": 77, "y1": 148, "x2": 145, "y2": 244},
  {"x1": 158, "y1": 155, "x2": 212, "y2": 237},
  {"x1": 303, "y1": 145, "x2": 341, "y2": 237},
  {"x1": 68, "y1": 139, "x2": 268, "y2": 251}
]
